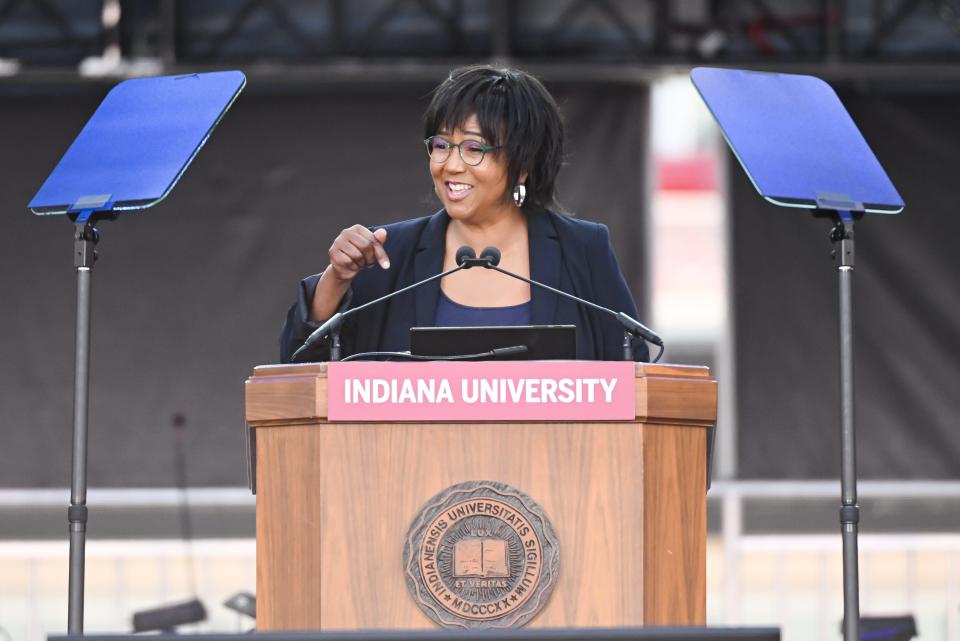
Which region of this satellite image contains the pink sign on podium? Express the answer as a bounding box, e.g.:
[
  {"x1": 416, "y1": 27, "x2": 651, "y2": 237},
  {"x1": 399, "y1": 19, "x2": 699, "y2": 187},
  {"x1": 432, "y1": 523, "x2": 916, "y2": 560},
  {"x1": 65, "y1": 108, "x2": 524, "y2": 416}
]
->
[{"x1": 327, "y1": 361, "x2": 635, "y2": 422}]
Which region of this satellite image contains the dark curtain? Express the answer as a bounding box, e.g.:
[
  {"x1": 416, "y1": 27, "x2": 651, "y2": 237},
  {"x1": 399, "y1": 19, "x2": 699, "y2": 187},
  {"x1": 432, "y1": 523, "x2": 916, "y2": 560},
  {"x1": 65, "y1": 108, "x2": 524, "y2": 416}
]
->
[
  {"x1": 0, "y1": 80, "x2": 648, "y2": 487},
  {"x1": 733, "y1": 91, "x2": 960, "y2": 479}
]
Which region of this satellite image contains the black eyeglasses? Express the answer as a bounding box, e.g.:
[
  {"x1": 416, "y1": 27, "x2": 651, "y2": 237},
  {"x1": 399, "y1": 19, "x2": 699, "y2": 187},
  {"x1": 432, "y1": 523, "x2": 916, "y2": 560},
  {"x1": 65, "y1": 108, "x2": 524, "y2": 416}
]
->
[{"x1": 424, "y1": 136, "x2": 501, "y2": 166}]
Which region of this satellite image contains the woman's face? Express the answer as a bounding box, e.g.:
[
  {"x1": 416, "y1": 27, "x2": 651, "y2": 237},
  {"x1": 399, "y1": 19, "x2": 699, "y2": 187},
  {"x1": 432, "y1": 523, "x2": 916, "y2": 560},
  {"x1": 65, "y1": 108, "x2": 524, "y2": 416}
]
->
[{"x1": 429, "y1": 115, "x2": 512, "y2": 225}]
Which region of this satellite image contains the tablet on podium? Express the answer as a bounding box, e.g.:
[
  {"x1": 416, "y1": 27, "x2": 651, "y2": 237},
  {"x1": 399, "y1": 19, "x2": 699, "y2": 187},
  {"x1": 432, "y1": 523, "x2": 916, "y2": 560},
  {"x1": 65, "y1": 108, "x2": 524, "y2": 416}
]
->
[{"x1": 410, "y1": 325, "x2": 576, "y2": 360}]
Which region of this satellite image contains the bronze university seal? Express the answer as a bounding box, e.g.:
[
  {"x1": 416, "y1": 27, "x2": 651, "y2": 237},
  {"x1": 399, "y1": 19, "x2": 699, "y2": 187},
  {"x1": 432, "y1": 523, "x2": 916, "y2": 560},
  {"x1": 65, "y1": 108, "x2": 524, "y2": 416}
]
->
[{"x1": 403, "y1": 480, "x2": 560, "y2": 628}]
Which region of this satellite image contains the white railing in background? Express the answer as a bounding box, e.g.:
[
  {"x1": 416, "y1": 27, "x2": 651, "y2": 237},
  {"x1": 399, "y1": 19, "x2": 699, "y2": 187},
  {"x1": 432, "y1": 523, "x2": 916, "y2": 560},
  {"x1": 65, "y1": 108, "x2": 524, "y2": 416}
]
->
[
  {"x1": 0, "y1": 487, "x2": 254, "y2": 508},
  {"x1": 0, "y1": 488, "x2": 256, "y2": 640},
  {"x1": 712, "y1": 480, "x2": 960, "y2": 641},
  {"x1": 0, "y1": 539, "x2": 255, "y2": 641},
  {"x1": 1, "y1": 483, "x2": 958, "y2": 641}
]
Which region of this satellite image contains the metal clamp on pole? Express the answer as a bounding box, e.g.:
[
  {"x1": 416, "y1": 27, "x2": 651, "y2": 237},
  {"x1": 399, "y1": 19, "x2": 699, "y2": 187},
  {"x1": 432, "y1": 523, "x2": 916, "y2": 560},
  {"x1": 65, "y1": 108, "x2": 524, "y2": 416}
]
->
[
  {"x1": 74, "y1": 219, "x2": 99, "y2": 268},
  {"x1": 828, "y1": 208, "x2": 857, "y2": 269}
]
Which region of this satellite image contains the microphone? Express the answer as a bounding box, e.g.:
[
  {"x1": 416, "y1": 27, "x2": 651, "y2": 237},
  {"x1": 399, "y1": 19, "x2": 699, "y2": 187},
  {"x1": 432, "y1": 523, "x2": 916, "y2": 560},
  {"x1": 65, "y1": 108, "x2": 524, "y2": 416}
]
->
[
  {"x1": 459, "y1": 246, "x2": 499, "y2": 269},
  {"x1": 291, "y1": 246, "x2": 479, "y2": 362},
  {"x1": 476, "y1": 245, "x2": 664, "y2": 357},
  {"x1": 454, "y1": 245, "x2": 475, "y2": 266},
  {"x1": 481, "y1": 246, "x2": 502, "y2": 266}
]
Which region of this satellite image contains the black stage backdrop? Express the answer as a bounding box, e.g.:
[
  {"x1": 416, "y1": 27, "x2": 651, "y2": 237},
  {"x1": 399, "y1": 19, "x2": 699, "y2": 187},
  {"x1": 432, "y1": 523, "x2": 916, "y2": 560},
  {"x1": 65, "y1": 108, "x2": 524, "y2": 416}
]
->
[
  {"x1": 733, "y1": 91, "x2": 960, "y2": 479},
  {"x1": 0, "y1": 80, "x2": 648, "y2": 487}
]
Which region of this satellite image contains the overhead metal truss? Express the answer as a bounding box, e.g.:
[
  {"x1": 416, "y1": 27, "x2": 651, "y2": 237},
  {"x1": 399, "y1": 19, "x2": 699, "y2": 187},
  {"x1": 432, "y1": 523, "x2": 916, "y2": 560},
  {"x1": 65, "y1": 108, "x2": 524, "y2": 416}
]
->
[
  {"x1": 2, "y1": 0, "x2": 960, "y2": 69},
  {"x1": 0, "y1": 0, "x2": 100, "y2": 65}
]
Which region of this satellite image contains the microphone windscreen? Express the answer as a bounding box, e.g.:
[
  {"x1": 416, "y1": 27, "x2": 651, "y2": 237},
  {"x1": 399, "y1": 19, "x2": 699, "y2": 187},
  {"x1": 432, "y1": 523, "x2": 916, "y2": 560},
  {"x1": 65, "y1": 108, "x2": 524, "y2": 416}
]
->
[
  {"x1": 480, "y1": 246, "x2": 501, "y2": 266},
  {"x1": 455, "y1": 245, "x2": 476, "y2": 266}
]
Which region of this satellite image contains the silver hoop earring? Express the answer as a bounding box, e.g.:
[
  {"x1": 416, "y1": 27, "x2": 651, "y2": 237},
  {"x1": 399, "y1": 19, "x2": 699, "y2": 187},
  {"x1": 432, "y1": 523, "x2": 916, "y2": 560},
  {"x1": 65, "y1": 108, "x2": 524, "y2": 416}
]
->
[{"x1": 512, "y1": 184, "x2": 527, "y2": 207}]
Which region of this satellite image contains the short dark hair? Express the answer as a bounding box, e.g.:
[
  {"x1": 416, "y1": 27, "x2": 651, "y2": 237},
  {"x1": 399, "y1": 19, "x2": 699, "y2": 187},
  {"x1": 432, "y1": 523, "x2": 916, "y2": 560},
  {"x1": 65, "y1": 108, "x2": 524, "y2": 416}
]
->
[{"x1": 423, "y1": 65, "x2": 564, "y2": 211}]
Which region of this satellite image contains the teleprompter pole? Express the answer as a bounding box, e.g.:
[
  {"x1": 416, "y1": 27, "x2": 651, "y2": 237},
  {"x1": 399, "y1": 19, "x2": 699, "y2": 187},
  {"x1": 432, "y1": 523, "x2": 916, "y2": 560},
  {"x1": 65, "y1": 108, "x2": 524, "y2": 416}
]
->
[
  {"x1": 831, "y1": 210, "x2": 860, "y2": 641},
  {"x1": 68, "y1": 217, "x2": 99, "y2": 634}
]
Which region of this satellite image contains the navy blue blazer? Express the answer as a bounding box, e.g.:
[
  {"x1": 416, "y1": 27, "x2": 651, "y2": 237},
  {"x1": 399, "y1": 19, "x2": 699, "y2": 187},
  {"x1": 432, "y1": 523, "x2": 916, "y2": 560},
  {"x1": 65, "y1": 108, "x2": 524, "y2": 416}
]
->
[{"x1": 280, "y1": 208, "x2": 649, "y2": 363}]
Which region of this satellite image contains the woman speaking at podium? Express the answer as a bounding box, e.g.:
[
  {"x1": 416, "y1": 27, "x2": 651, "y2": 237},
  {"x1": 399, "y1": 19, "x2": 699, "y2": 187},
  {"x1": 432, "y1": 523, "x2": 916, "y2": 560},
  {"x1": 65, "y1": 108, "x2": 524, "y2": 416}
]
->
[{"x1": 280, "y1": 66, "x2": 649, "y2": 364}]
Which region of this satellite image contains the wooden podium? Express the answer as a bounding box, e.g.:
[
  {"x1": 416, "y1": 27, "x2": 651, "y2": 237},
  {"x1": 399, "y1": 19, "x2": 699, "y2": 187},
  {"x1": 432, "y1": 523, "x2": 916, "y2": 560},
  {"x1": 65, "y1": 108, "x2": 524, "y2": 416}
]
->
[{"x1": 245, "y1": 362, "x2": 717, "y2": 631}]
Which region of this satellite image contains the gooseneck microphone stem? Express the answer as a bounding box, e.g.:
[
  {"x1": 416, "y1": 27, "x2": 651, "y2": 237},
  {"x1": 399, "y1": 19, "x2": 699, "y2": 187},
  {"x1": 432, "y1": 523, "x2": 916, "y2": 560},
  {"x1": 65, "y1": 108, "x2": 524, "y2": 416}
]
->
[
  {"x1": 292, "y1": 248, "x2": 479, "y2": 362},
  {"x1": 341, "y1": 265, "x2": 462, "y2": 324},
  {"x1": 487, "y1": 265, "x2": 605, "y2": 315},
  {"x1": 484, "y1": 263, "x2": 664, "y2": 355},
  {"x1": 301, "y1": 265, "x2": 462, "y2": 362}
]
